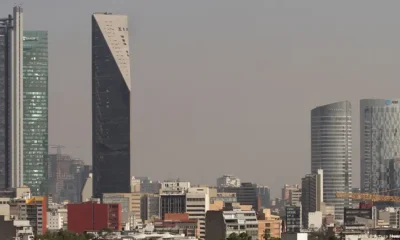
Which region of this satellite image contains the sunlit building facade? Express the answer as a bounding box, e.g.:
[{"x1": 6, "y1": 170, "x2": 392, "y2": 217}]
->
[
  {"x1": 23, "y1": 31, "x2": 48, "y2": 195},
  {"x1": 311, "y1": 101, "x2": 352, "y2": 221}
]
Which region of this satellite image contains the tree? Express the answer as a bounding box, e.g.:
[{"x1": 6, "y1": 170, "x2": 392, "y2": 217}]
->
[
  {"x1": 262, "y1": 229, "x2": 270, "y2": 240},
  {"x1": 35, "y1": 229, "x2": 92, "y2": 240},
  {"x1": 227, "y1": 232, "x2": 252, "y2": 240}
]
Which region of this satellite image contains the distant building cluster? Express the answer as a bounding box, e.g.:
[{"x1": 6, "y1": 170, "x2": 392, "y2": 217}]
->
[{"x1": 2, "y1": 3, "x2": 400, "y2": 240}]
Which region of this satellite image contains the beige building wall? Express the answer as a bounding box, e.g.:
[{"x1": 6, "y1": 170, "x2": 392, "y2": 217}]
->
[
  {"x1": 0, "y1": 198, "x2": 11, "y2": 220},
  {"x1": 258, "y1": 209, "x2": 281, "y2": 239},
  {"x1": 209, "y1": 200, "x2": 224, "y2": 211},
  {"x1": 209, "y1": 187, "x2": 217, "y2": 199},
  {"x1": 130, "y1": 193, "x2": 141, "y2": 217}
]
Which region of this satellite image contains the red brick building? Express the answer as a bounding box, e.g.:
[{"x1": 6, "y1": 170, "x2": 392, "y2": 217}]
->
[
  {"x1": 67, "y1": 201, "x2": 121, "y2": 234},
  {"x1": 154, "y1": 213, "x2": 200, "y2": 237}
]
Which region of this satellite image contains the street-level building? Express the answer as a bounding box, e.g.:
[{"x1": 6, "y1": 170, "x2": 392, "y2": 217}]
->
[{"x1": 206, "y1": 208, "x2": 258, "y2": 240}]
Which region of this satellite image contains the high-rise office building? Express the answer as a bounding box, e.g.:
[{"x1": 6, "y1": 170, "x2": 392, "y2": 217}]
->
[
  {"x1": 301, "y1": 169, "x2": 323, "y2": 228},
  {"x1": 186, "y1": 187, "x2": 210, "y2": 239},
  {"x1": 0, "y1": 7, "x2": 24, "y2": 189},
  {"x1": 23, "y1": 31, "x2": 48, "y2": 196},
  {"x1": 311, "y1": 101, "x2": 352, "y2": 221},
  {"x1": 360, "y1": 99, "x2": 400, "y2": 194},
  {"x1": 92, "y1": 12, "x2": 131, "y2": 198}
]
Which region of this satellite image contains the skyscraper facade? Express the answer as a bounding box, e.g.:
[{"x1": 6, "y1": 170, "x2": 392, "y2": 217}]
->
[
  {"x1": 311, "y1": 101, "x2": 352, "y2": 221},
  {"x1": 301, "y1": 169, "x2": 323, "y2": 228},
  {"x1": 23, "y1": 31, "x2": 48, "y2": 195},
  {"x1": 360, "y1": 99, "x2": 400, "y2": 194},
  {"x1": 0, "y1": 7, "x2": 24, "y2": 189},
  {"x1": 92, "y1": 13, "x2": 131, "y2": 198}
]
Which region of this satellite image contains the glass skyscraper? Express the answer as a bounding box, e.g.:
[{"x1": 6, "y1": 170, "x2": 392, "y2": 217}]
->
[
  {"x1": 23, "y1": 31, "x2": 48, "y2": 195},
  {"x1": 360, "y1": 99, "x2": 400, "y2": 195},
  {"x1": 92, "y1": 13, "x2": 131, "y2": 198},
  {"x1": 311, "y1": 101, "x2": 352, "y2": 221}
]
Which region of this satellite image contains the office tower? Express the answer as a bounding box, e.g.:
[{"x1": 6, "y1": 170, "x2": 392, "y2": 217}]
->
[
  {"x1": 311, "y1": 101, "x2": 352, "y2": 221},
  {"x1": 217, "y1": 175, "x2": 241, "y2": 188},
  {"x1": 219, "y1": 182, "x2": 258, "y2": 210},
  {"x1": 186, "y1": 187, "x2": 210, "y2": 239},
  {"x1": 159, "y1": 180, "x2": 190, "y2": 219},
  {"x1": 23, "y1": 31, "x2": 48, "y2": 196},
  {"x1": 257, "y1": 185, "x2": 270, "y2": 209},
  {"x1": 301, "y1": 169, "x2": 323, "y2": 228},
  {"x1": 0, "y1": 7, "x2": 24, "y2": 189},
  {"x1": 360, "y1": 99, "x2": 400, "y2": 194},
  {"x1": 137, "y1": 176, "x2": 162, "y2": 194},
  {"x1": 140, "y1": 193, "x2": 160, "y2": 221},
  {"x1": 285, "y1": 206, "x2": 301, "y2": 233},
  {"x1": 92, "y1": 12, "x2": 131, "y2": 198}
]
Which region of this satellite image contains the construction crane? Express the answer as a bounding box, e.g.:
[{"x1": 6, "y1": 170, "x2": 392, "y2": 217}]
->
[{"x1": 336, "y1": 188, "x2": 400, "y2": 203}]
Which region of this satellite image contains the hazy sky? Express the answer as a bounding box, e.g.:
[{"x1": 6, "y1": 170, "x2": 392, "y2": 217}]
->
[{"x1": 2, "y1": 0, "x2": 400, "y2": 197}]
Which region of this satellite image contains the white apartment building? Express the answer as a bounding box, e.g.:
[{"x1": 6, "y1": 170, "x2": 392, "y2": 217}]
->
[
  {"x1": 186, "y1": 187, "x2": 209, "y2": 239},
  {"x1": 47, "y1": 211, "x2": 63, "y2": 231},
  {"x1": 217, "y1": 175, "x2": 241, "y2": 188},
  {"x1": 289, "y1": 189, "x2": 302, "y2": 206},
  {"x1": 206, "y1": 208, "x2": 259, "y2": 240},
  {"x1": 161, "y1": 180, "x2": 191, "y2": 193}
]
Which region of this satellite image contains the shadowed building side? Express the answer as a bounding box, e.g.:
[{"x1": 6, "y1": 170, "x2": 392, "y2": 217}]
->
[{"x1": 92, "y1": 12, "x2": 131, "y2": 198}]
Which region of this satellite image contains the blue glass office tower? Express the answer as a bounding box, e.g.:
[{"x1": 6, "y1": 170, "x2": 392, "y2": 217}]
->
[{"x1": 23, "y1": 31, "x2": 48, "y2": 195}]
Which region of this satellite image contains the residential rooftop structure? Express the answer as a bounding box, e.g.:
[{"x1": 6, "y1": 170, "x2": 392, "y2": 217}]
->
[
  {"x1": 205, "y1": 205, "x2": 259, "y2": 240},
  {"x1": 217, "y1": 175, "x2": 241, "y2": 188},
  {"x1": 153, "y1": 213, "x2": 200, "y2": 238},
  {"x1": 9, "y1": 196, "x2": 48, "y2": 235},
  {"x1": 159, "y1": 180, "x2": 190, "y2": 219}
]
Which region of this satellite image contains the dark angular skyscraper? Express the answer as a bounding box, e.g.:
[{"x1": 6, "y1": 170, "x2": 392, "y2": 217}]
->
[{"x1": 92, "y1": 13, "x2": 131, "y2": 198}]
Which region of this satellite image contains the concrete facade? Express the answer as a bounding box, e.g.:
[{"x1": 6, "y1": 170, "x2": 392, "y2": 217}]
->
[
  {"x1": 186, "y1": 187, "x2": 209, "y2": 239},
  {"x1": 206, "y1": 209, "x2": 258, "y2": 240}
]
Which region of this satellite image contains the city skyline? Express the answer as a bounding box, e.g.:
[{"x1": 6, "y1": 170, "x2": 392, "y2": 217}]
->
[{"x1": 3, "y1": 1, "x2": 400, "y2": 196}]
